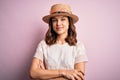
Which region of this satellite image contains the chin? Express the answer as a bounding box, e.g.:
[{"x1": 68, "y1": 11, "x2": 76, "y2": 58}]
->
[{"x1": 56, "y1": 31, "x2": 64, "y2": 35}]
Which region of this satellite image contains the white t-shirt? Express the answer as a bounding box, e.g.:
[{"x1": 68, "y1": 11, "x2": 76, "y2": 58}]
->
[{"x1": 34, "y1": 40, "x2": 88, "y2": 70}]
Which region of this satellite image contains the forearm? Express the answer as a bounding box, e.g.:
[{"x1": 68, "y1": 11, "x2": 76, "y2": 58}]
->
[
  {"x1": 30, "y1": 58, "x2": 86, "y2": 80},
  {"x1": 74, "y1": 62, "x2": 86, "y2": 80},
  {"x1": 29, "y1": 58, "x2": 67, "y2": 79},
  {"x1": 30, "y1": 69, "x2": 62, "y2": 80},
  {"x1": 30, "y1": 69, "x2": 79, "y2": 80},
  {"x1": 30, "y1": 68, "x2": 85, "y2": 80},
  {"x1": 74, "y1": 62, "x2": 85, "y2": 74}
]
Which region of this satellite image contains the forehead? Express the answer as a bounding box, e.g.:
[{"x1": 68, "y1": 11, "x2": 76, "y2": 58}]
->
[{"x1": 52, "y1": 15, "x2": 68, "y2": 19}]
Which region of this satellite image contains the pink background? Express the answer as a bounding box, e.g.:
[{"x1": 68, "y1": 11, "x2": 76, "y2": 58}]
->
[{"x1": 0, "y1": 0, "x2": 120, "y2": 80}]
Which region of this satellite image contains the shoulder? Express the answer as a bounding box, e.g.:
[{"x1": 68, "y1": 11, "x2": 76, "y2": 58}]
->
[
  {"x1": 75, "y1": 41, "x2": 86, "y2": 50},
  {"x1": 40, "y1": 39, "x2": 46, "y2": 44},
  {"x1": 37, "y1": 39, "x2": 47, "y2": 47}
]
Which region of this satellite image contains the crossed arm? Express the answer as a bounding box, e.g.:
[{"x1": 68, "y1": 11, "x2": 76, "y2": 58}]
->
[{"x1": 29, "y1": 57, "x2": 86, "y2": 80}]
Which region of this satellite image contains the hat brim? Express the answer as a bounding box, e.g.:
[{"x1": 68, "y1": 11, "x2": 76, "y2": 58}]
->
[{"x1": 42, "y1": 13, "x2": 79, "y2": 24}]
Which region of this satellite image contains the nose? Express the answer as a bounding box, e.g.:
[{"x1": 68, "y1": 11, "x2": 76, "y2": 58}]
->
[{"x1": 57, "y1": 19, "x2": 61, "y2": 26}]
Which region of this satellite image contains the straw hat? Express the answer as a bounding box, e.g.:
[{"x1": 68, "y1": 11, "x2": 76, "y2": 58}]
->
[{"x1": 42, "y1": 4, "x2": 79, "y2": 24}]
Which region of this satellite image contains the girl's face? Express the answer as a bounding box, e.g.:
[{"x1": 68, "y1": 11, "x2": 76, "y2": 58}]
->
[{"x1": 52, "y1": 15, "x2": 69, "y2": 36}]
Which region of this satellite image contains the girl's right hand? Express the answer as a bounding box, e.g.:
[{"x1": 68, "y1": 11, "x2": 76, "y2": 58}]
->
[{"x1": 60, "y1": 70, "x2": 84, "y2": 80}]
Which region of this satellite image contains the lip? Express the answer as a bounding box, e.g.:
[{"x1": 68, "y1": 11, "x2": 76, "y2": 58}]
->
[{"x1": 56, "y1": 27, "x2": 63, "y2": 30}]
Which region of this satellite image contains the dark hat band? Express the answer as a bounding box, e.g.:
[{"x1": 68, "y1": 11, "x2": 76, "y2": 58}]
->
[{"x1": 51, "y1": 11, "x2": 70, "y2": 14}]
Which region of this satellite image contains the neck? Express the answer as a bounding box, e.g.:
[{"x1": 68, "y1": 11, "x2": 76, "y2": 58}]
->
[{"x1": 56, "y1": 34, "x2": 67, "y2": 44}]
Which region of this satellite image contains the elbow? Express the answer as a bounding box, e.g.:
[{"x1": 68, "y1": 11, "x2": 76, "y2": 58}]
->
[
  {"x1": 29, "y1": 70, "x2": 34, "y2": 79},
  {"x1": 29, "y1": 69, "x2": 36, "y2": 79},
  {"x1": 29, "y1": 69, "x2": 44, "y2": 79}
]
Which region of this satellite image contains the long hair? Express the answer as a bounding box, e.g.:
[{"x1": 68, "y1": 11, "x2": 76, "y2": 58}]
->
[{"x1": 45, "y1": 16, "x2": 77, "y2": 46}]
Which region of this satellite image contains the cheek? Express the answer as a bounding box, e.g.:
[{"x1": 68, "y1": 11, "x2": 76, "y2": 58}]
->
[
  {"x1": 52, "y1": 27, "x2": 56, "y2": 31},
  {"x1": 52, "y1": 22, "x2": 55, "y2": 27},
  {"x1": 52, "y1": 23, "x2": 56, "y2": 29},
  {"x1": 64, "y1": 23, "x2": 69, "y2": 30}
]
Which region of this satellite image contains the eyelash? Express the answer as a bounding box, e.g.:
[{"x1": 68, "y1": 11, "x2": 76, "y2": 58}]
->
[
  {"x1": 52, "y1": 18, "x2": 66, "y2": 22},
  {"x1": 52, "y1": 19, "x2": 57, "y2": 22},
  {"x1": 61, "y1": 18, "x2": 66, "y2": 21}
]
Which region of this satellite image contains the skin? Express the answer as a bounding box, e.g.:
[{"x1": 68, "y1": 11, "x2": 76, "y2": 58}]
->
[
  {"x1": 29, "y1": 15, "x2": 86, "y2": 80},
  {"x1": 52, "y1": 15, "x2": 69, "y2": 44}
]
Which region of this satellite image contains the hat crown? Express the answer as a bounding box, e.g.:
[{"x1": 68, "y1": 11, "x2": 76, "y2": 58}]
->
[
  {"x1": 50, "y1": 4, "x2": 72, "y2": 14},
  {"x1": 42, "y1": 4, "x2": 79, "y2": 24}
]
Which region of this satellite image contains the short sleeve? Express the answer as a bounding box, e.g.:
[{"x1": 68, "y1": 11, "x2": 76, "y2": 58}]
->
[
  {"x1": 75, "y1": 42, "x2": 88, "y2": 64},
  {"x1": 34, "y1": 40, "x2": 45, "y2": 62}
]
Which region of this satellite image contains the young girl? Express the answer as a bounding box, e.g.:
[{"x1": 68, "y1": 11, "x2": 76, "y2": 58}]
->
[{"x1": 29, "y1": 4, "x2": 88, "y2": 80}]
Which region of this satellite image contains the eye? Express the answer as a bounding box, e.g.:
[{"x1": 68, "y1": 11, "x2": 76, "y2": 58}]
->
[
  {"x1": 61, "y1": 17, "x2": 68, "y2": 21},
  {"x1": 52, "y1": 18, "x2": 57, "y2": 22},
  {"x1": 61, "y1": 18, "x2": 65, "y2": 21},
  {"x1": 61, "y1": 18, "x2": 66, "y2": 21}
]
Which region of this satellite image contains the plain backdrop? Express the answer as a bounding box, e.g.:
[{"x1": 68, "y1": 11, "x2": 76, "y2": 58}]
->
[{"x1": 0, "y1": 0, "x2": 120, "y2": 80}]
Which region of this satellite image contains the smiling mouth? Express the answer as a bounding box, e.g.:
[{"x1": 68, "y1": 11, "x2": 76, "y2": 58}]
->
[{"x1": 56, "y1": 27, "x2": 63, "y2": 30}]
